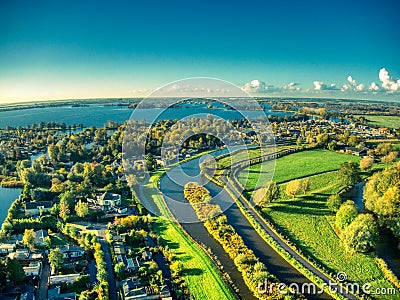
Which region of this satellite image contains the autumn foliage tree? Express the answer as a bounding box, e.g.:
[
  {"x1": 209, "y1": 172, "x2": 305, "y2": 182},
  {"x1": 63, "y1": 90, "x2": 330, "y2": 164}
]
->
[
  {"x1": 285, "y1": 179, "x2": 301, "y2": 198},
  {"x1": 342, "y1": 214, "x2": 378, "y2": 253},
  {"x1": 364, "y1": 162, "x2": 400, "y2": 241},
  {"x1": 360, "y1": 156, "x2": 374, "y2": 171},
  {"x1": 253, "y1": 182, "x2": 280, "y2": 207}
]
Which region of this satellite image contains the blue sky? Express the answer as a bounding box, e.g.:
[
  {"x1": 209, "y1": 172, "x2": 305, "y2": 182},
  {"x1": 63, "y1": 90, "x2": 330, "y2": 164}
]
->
[{"x1": 0, "y1": 0, "x2": 399, "y2": 102}]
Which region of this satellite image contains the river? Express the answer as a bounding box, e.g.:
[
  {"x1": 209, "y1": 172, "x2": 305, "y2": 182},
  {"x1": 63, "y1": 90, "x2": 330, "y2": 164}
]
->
[
  {"x1": 344, "y1": 182, "x2": 400, "y2": 277},
  {"x1": 0, "y1": 187, "x2": 21, "y2": 225},
  {"x1": 159, "y1": 149, "x2": 330, "y2": 299},
  {"x1": 0, "y1": 104, "x2": 292, "y2": 128}
]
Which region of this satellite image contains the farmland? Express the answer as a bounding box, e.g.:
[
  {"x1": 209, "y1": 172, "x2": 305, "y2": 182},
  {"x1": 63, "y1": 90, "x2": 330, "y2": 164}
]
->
[
  {"x1": 258, "y1": 172, "x2": 398, "y2": 299},
  {"x1": 235, "y1": 149, "x2": 399, "y2": 299},
  {"x1": 238, "y1": 149, "x2": 361, "y2": 190},
  {"x1": 360, "y1": 115, "x2": 400, "y2": 129}
]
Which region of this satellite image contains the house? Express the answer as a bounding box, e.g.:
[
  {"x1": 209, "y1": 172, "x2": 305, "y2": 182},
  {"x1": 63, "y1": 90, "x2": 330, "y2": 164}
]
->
[
  {"x1": 121, "y1": 279, "x2": 171, "y2": 300},
  {"x1": 0, "y1": 242, "x2": 16, "y2": 255},
  {"x1": 116, "y1": 206, "x2": 128, "y2": 214},
  {"x1": 142, "y1": 249, "x2": 152, "y2": 261},
  {"x1": 49, "y1": 274, "x2": 80, "y2": 285},
  {"x1": 113, "y1": 243, "x2": 126, "y2": 255},
  {"x1": 25, "y1": 201, "x2": 52, "y2": 216},
  {"x1": 34, "y1": 229, "x2": 48, "y2": 246},
  {"x1": 116, "y1": 255, "x2": 140, "y2": 272},
  {"x1": 48, "y1": 285, "x2": 77, "y2": 300},
  {"x1": 96, "y1": 192, "x2": 121, "y2": 211},
  {"x1": 59, "y1": 245, "x2": 85, "y2": 258},
  {"x1": 159, "y1": 285, "x2": 171, "y2": 299},
  {"x1": 345, "y1": 147, "x2": 368, "y2": 156},
  {"x1": 8, "y1": 248, "x2": 30, "y2": 260},
  {"x1": 23, "y1": 261, "x2": 42, "y2": 277}
]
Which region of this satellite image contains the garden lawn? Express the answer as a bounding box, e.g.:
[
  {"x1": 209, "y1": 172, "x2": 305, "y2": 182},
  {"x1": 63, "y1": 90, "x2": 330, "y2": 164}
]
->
[{"x1": 239, "y1": 149, "x2": 361, "y2": 190}]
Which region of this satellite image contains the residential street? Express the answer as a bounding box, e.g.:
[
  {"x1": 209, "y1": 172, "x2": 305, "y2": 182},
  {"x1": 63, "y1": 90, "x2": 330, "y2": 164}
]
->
[
  {"x1": 36, "y1": 258, "x2": 50, "y2": 300},
  {"x1": 97, "y1": 229, "x2": 118, "y2": 300}
]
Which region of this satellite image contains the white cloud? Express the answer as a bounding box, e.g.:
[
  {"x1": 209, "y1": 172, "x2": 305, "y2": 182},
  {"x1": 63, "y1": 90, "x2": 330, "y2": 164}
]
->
[
  {"x1": 342, "y1": 75, "x2": 366, "y2": 93},
  {"x1": 243, "y1": 80, "x2": 287, "y2": 93},
  {"x1": 347, "y1": 75, "x2": 356, "y2": 86},
  {"x1": 379, "y1": 68, "x2": 400, "y2": 92},
  {"x1": 313, "y1": 81, "x2": 338, "y2": 91},
  {"x1": 243, "y1": 79, "x2": 266, "y2": 92},
  {"x1": 355, "y1": 83, "x2": 365, "y2": 91},
  {"x1": 282, "y1": 82, "x2": 300, "y2": 91},
  {"x1": 369, "y1": 82, "x2": 379, "y2": 91}
]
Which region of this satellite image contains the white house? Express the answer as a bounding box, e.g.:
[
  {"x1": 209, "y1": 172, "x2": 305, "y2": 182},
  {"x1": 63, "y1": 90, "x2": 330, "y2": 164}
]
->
[
  {"x1": 59, "y1": 245, "x2": 85, "y2": 258},
  {"x1": 49, "y1": 274, "x2": 80, "y2": 285},
  {"x1": 23, "y1": 261, "x2": 42, "y2": 277},
  {"x1": 0, "y1": 242, "x2": 16, "y2": 254},
  {"x1": 96, "y1": 192, "x2": 121, "y2": 211}
]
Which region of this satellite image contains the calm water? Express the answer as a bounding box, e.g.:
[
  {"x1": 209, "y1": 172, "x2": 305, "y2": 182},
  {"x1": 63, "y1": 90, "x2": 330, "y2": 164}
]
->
[
  {"x1": 0, "y1": 104, "x2": 292, "y2": 128},
  {"x1": 0, "y1": 187, "x2": 21, "y2": 225}
]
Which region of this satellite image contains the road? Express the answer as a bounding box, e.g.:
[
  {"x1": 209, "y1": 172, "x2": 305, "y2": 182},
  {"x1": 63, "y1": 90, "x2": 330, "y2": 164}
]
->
[
  {"x1": 36, "y1": 258, "x2": 50, "y2": 300},
  {"x1": 97, "y1": 229, "x2": 118, "y2": 300}
]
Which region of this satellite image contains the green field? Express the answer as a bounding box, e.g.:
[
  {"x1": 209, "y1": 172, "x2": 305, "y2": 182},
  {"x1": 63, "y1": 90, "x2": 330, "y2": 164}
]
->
[
  {"x1": 259, "y1": 172, "x2": 398, "y2": 299},
  {"x1": 143, "y1": 172, "x2": 236, "y2": 300},
  {"x1": 236, "y1": 149, "x2": 398, "y2": 299},
  {"x1": 361, "y1": 115, "x2": 400, "y2": 129},
  {"x1": 238, "y1": 149, "x2": 361, "y2": 190}
]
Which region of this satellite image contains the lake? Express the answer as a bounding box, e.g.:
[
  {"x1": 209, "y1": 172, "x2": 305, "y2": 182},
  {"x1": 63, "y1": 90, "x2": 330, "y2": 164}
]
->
[
  {"x1": 0, "y1": 187, "x2": 21, "y2": 226},
  {"x1": 0, "y1": 104, "x2": 293, "y2": 128}
]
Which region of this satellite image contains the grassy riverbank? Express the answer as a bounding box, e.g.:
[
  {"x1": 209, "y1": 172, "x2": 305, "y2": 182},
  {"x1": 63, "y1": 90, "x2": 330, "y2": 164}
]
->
[{"x1": 142, "y1": 171, "x2": 237, "y2": 300}]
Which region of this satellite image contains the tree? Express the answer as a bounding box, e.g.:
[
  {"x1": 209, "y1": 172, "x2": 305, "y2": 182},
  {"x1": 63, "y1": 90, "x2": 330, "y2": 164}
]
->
[
  {"x1": 48, "y1": 144, "x2": 59, "y2": 162},
  {"x1": 360, "y1": 157, "x2": 374, "y2": 171},
  {"x1": 170, "y1": 261, "x2": 183, "y2": 277},
  {"x1": 375, "y1": 143, "x2": 393, "y2": 156},
  {"x1": 342, "y1": 214, "x2": 378, "y2": 252},
  {"x1": 335, "y1": 200, "x2": 358, "y2": 231},
  {"x1": 327, "y1": 194, "x2": 341, "y2": 212},
  {"x1": 6, "y1": 258, "x2": 26, "y2": 283},
  {"x1": 75, "y1": 200, "x2": 89, "y2": 218},
  {"x1": 49, "y1": 248, "x2": 64, "y2": 273},
  {"x1": 23, "y1": 229, "x2": 35, "y2": 250},
  {"x1": 381, "y1": 151, "x2": 398, "y2": 164},
  {"x1": 59, "y1": 198, "x2": 71, "y2": 221},
  {"x1": 114, "y1": 262, "x2": 125, "y2": 280},
  {"x1": 145, "y1": 153, "x2": 157, "y2": 171},
  {"x1": 337, "y1": 162, "x2": 360, "y2": 187},
  {"x1": 254, "y1": 182, "x2": 280, "y2": 207},
  {"x1": 285, "y1": 179, "x2": 302, "y2": 198},
  {"x1": 300, "y1": 178, "x2": 310, "y2": 194},
  {"x1": 44, "y1": 236, "x2": 52, "y2": 248}
]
